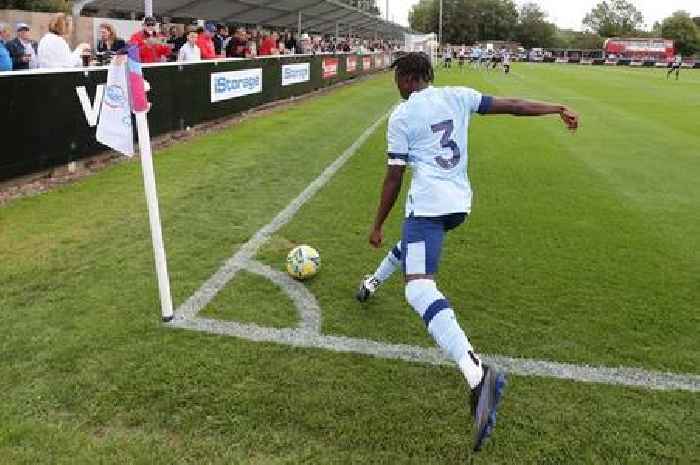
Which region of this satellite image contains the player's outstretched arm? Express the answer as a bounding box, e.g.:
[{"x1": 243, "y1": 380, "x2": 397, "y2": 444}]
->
[
  {"x1": 369, "y1": 165, "x2": 405, "y2": 248},
  {"x1": 486, "y1": 98, "x2": 579, "y2": 131}
]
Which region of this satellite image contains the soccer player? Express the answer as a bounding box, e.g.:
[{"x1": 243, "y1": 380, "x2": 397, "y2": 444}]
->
[
  {"x1": 667, "y1": 54, "x2": 682, "y2": 80},
  {"x1": 442, "y1": 45, "x2": 453, "y2": 69},
  {"x1": 356, "y1": 52, "x2": 578, "y2": 452},
  {"x1": 502, "y1": 49, "x2": 511, "y2": 74},
  {"x1": 458, "y1": 46, "x2": 466, "y2": 69}
]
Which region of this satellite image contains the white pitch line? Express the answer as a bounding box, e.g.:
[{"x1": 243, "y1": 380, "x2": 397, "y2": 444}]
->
[
  {"x1": 170, "y1": 318, "x2": 700, "y2": 392},
  {"x1": 173, "y1": 109, "x2": 392, "y2": 321},
  {"x1": 166, "y1": 104, "x2": 700, "y2": 393}
]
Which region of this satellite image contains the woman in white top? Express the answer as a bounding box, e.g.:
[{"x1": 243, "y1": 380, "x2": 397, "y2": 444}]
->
[
  {"x1": 38, "y1": 13, "x2": 90, "y2": 68},
  {"x1": 177, "y1": 30, "x2": 201, "y2": 62}
]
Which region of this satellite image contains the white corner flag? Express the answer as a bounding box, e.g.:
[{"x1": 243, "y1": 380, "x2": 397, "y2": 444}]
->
[
  {"x1": 96, "y1": 47, "x2": 174, "y2": 322},
  {"x1": 96, "y1": 59, "x2": 134, "y2": 156}
]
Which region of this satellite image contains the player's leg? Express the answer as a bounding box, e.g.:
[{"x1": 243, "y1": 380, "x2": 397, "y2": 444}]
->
[
  {"x1": 401, "y1": 214, "x2": 506, "y2": 452},
  {"x1": 667, "y1": 65, "x2": 673, "y2": 79},
  {"x1": 356, "y1": 240, "x2": 401, "y2": 302},
  {"x1": 676, "y1": 66, "x2": 681, "y2": 80}
]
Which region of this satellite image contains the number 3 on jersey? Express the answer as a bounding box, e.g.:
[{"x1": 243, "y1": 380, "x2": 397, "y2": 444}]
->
[{"x1": 431, "y1": 119, "x2": 461, "y2": 169}]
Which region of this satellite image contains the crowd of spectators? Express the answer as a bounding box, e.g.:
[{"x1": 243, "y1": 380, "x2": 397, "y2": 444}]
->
[{"x1": 0, "y1": 13, "x2": 400, "y2": 72}]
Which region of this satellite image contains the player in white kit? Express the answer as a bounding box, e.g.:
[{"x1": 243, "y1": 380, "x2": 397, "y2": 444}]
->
[
  {"x1": 356, "y1": 52, "x2": 579, "y2": 452},
  {"x1": 667, "y1": 54, "x2": 682, "y2": 80}
]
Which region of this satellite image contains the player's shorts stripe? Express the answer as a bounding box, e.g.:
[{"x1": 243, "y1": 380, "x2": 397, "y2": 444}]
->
[
  {"x1": 387, "y1": 152, "x2": 408, "y2": 161},
  {"x1": 477, "y1": 95, "x2": 493, "y2": 114},
  {"x1": 406, "y1": 241, "x2": 426, "y2": 275},
  {"x1": 423, "y1": 299, "x2": 450, "y2": 326}
]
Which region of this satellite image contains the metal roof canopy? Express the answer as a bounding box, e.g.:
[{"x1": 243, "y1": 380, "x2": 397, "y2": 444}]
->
[{"x1": 75, "y1": 0, "x2": 409, "y2": 38}]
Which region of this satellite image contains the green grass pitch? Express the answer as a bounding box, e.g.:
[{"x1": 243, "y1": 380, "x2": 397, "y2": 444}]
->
[{"x1": 1, "y1": 64, "x2": 699, "y2": 464}]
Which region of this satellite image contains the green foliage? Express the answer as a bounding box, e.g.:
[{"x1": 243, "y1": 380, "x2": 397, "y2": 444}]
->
[
  {"x1": 409, "y1": 0, "x2": 519, "y2": 44},
  {"x1": 554, "y1": 29, "x2": 605, "y2": 50},
  {"x1": 515, "y1": 2, "x2": 557, "y2": 48},
  {"x1": 0, "y1": 0, "x2": 71, "y2": 13},
  {"x1": 583, "y1": 0, "x2": 644, "y2": 37},
  {"x1": 661, "y1": 11, "x2": 700, "y2": 56}
]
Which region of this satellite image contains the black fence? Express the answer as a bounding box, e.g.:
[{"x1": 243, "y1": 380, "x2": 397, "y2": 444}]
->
[{"x1": 0, "y1": 52, "x2": 391, "y2": 182}]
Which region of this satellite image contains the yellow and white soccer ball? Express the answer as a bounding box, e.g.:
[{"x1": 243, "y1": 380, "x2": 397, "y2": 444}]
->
[{"x1": 286, "y1": 245, "x2": 321, "y2": 280}]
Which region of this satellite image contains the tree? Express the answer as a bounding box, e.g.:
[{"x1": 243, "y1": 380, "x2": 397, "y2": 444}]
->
[
  {"x1": 516, "y1": 2, "x2": 557, "y2": 48},
  {"x1": 408, "y1": 0, "x2": 518, "y2": 44},
  {"x1": 0, "y1": 0, "x2": 70, "y2": 11},
  {"x1": 583, "y1": 0, "x2": 644, "y2": 37},
  {"x1": 661, "y1": 11, "x2": 699, "y2": 56},
  {"x1": 408, "y1": 0, "x2": 440, "y2": 36}
]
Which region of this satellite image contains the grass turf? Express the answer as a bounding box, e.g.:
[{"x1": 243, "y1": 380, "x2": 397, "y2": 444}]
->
[{"x1": 1, "y1": 66, "x2": 699, "y2": 464}]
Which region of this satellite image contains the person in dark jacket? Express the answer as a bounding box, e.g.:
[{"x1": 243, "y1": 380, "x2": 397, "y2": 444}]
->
[
  {"x1": 213, "y1": 24, "x2": 228, "y2": 57},
  {"x1": 6, "y1": 23, "x2": 38, "y2": 70},
  {"x1": 96, "y1": 23, "x2": 126, "y2": 53}
]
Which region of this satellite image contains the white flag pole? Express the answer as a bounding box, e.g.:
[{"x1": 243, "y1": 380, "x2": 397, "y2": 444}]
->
[{"x1": 134, "y1": 110, "x2": 174, "y2": 322}]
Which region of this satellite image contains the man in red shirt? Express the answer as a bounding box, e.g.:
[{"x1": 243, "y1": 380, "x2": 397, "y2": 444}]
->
[
  {"x1": 129, "y1": 17, "x2": 170, "y2": 63},
  {"x1": 196, "y1": 24, "x2": 216, "y2": 60},
  {"x1": 259, "y1": 32, "x2": 279, "y2": 56}
]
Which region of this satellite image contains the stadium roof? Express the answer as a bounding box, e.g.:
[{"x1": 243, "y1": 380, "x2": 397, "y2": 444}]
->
[{"x1": 75, "y1": 0, "x2": 410, "y2": 38}]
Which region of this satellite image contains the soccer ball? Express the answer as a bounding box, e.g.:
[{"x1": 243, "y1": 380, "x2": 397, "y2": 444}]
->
[{"x1": 286, "y1": 245, "x2": 321, "y2": 280}]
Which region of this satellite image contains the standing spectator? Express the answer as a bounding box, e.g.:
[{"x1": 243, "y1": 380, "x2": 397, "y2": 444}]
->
[
  {"x1": 37, "y1": 13, "x2": 90, "y2": 68},
  {"x1": 177, "y1": 30, "x2": 200, "y2": 62},
  {"x1": 284, "y1": 32, "x2": 298, "y2": 55},
  {"x1": 129, "y1": 17, "x2": 170, "y2": 63},
  {"x1": 299, "y1": 33, "x2": 313, "y2": 54},
  {"x1": 213, "y1": 24, "x2": 228, "y2": 57},
  {"x1": 172, "y1": 24, "x2": 194, "y2": 54},
  {"x1": 196, "y1": 25, "x2": 216, "y2": 60},
  {"x1": 96, "y1": 23, "x2": 126, "y2": 53},
  {"x1": 258, "y1": 32, "x2": 275, "y2": 56},
  {"x1": 6, "y1": 22, "x2": 38, "y2": 70},
  {"x1": 0, "y1": 23, "x2": 12, "y2": 72},
  {"x1": 225, "y1": 27, "x2": 247, "y2": 58},
  {"x1": 166, "y1": 26, "x2": 179, "y2": 47}
]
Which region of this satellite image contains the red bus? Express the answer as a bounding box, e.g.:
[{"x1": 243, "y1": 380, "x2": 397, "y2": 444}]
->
[{"x1": 604, "y1": 38, "x2": 675, "y2": 61}]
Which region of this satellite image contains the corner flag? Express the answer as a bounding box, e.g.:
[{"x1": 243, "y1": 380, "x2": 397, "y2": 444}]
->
[{"x1": 95, "y1": 45, "x2": 174, "y2": 322}]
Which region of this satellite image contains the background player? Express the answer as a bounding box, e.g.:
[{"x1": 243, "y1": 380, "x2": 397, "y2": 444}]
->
[
  {"x1": 442, "y1": 45, "x2": 453, "y2": 68},
  {"x1": 667, "y1": 53, "x2": 682, "y2": 80},
  {"x1": 356, "y1": 52, "x2": 579, "y2": 452},
  {"x1": 502, "y1": 49, "x2": 511, "y2": 74}
]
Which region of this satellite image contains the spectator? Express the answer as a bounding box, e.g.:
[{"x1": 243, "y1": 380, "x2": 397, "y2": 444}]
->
[
  {"x1": 300, "y1": 33, "x2": 313, "y2": 54},
  {"x1": 0, "y1": 23, "x2": 12, "y2": 72},
  {"x1": 129, "y1": 17, "x2": 170, "y2": 63},
  {"x1": 96, "y1": 23, "x2": 125, "y2": 53},
  {"x1": 225, "y1": 27, "x2": 247, "y2": 58},
  {"x1": 259, "y1": 31, "x2": 279, "y2": 56},
  {"x1": 213, "y1": 24, "x2": 228, "y2": 57},
  {"x1": 284, "y1": 32, "x2": 298, "y2": 55},
  {"x1": 177, "y1": 30, "x2": 200, "y2": 62},
  {"x1": 6, "y1": 22, "x2": 38, "y2": 70},
  {"x1": 166, "y1": 26, "x2": 179, "y2": 47},
  {"x1": 196, "y1": 25, "x2": 216, "y2": 60},
  {"x1": 37, "y1": 13, "x2": 90, "y2": 68},
  {"x1": 172, "y1": 24, "x2": 195, "y2": 54},
  {"x1": 246, "y1": 37, "x2": 257, "y2": 58}
]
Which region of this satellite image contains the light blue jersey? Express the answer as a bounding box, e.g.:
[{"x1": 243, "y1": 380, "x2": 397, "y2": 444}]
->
[{"x1": 387, "y1": 86, "x2": 492, "y2": 217}]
